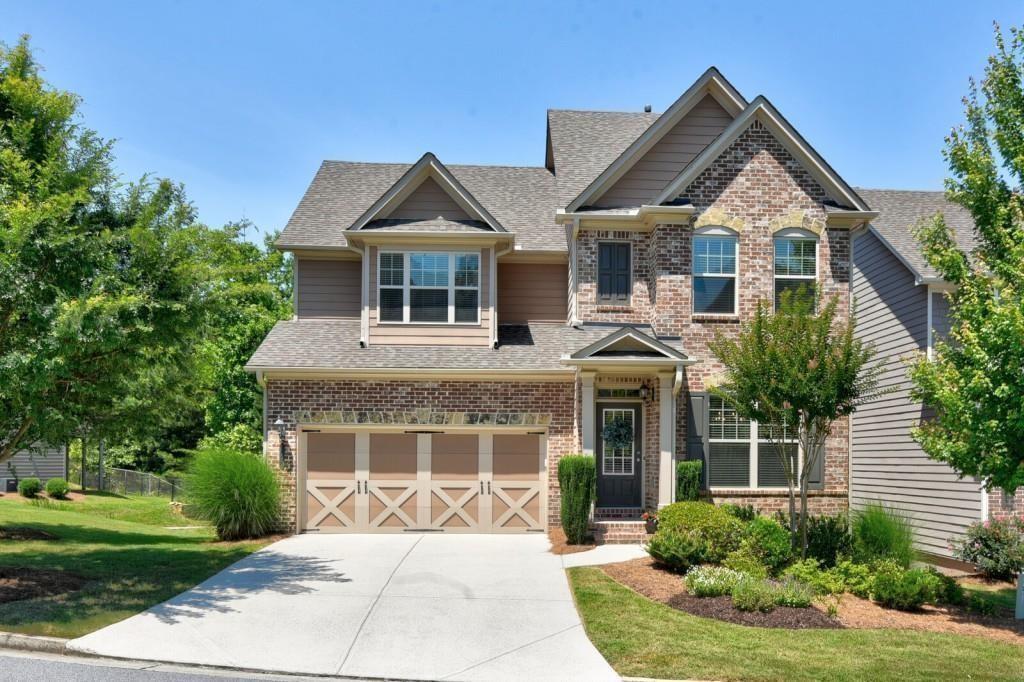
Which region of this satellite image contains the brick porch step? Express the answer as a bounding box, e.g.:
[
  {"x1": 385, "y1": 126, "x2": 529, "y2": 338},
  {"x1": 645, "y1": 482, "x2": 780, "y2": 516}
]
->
[
  {"x1": 591, "y1": 519, "x2": 651, "y2": 545},
  {"x1": 593, "y1": 507, "x2": 644, "y2": 521}
]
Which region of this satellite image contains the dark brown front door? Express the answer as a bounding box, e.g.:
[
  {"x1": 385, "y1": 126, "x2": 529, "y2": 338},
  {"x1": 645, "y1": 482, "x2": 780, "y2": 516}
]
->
[{"x1": 595, "y1": 403, "x2": 642, "y2": 507}]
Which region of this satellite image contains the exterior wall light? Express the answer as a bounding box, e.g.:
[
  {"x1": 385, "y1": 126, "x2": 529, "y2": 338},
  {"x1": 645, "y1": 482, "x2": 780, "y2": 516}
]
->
[{"x1": 274, "y1": 418, "x2": 286, "y2": 466}]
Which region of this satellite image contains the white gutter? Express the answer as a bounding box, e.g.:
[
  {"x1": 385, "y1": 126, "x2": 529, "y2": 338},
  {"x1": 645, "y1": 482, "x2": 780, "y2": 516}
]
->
[
  {"x1": 555, "y1": 205, "x2": 696, "y2": 225},
  {"x1": 248, "y1": 366, "x2": 574, "y2": 377}
]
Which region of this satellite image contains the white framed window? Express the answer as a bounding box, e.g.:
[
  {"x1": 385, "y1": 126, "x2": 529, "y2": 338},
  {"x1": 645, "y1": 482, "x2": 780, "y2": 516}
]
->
[
  {"x1": 773, "y1": 229, "x2": 818, "y2": 310},
  {"x1": 601, "y1": 408, "x2": 635, "y2": 476},
  {"x1": 693, "y1": 228, "x2": 738, "y2": 315},
  {"x1": 378, "y1": 250, "x2": 480, "y2": 324},
  {"x1": 707, "y1": 395, "x2": 798, "y2": 489}
]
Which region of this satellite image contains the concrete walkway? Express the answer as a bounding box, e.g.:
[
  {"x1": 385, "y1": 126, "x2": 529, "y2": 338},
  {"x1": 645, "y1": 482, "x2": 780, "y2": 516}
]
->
[{"x1": 69, "y1": 534, "x2": 619, "y2": 682}]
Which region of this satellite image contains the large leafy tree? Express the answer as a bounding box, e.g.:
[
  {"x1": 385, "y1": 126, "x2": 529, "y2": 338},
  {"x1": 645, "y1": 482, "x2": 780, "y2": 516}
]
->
[
  {"x1": 0, "y1": 36, "x2": 214, "y2": 463},
  {"x1": 909, "y1": 24, "x2": 1024, "y2": 493},
  {"x1": 710, "y1": 292, "x2": 882, "y2": 553}
]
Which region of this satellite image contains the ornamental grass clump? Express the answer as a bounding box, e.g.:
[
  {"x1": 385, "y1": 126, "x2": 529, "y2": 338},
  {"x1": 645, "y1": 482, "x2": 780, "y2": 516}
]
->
[
  {"x1": 852, "y1": 503, "x2": 915, "y2": 568},
  {"x1": 187, "y1": 447, "x2": 280, "y2": 540},
  {"x1": 557, "y1": 455, "x2": 596, "y2": 544}
]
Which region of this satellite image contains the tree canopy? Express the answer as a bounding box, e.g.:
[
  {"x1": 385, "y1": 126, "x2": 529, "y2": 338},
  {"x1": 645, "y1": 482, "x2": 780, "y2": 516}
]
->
[{"x1": 910, "y1": 24, "x2": 1024, "y2": 493}]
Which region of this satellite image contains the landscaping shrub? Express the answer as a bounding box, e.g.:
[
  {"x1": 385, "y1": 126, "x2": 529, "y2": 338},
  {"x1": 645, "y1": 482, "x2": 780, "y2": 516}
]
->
[
  {"x1": 685, "y1": 565, "x2": 743, "y2": 597},
  {"x1": 805, "y1": 513, "x2": 852, "y2": 568},
  {"x1": 557, "y1": 455, "x2": 596, "y2": 544},
  {"x1": 852, "y1": 503, "x2": 915, "y2": 567},
  {"x1": 926, "y1": 566, "x2": 966, "y2": 606},
  {"x1": 645, "y1": 530, "x2": 703, "y2": 573},
  {"x1": 17, "y1": 478, "x2": 41, "y2": 498},
  {"x1": 871, "y1": 561, "x2": 940, "y2": 611},
  {"x1": 952, "y1": 516, "x2": 1024, "y2": 581},
  {"x1": 44, "y1": 478, "x2": 70, "y2": 500},
  {"x1": 722, "y1": 503, "x2": 758, "y2": 523},
  {"x1": 656, "y1": 501, "x2": 743, "y2": 563},
  {"x1": 783, "y1": 558, "x2": 873, "y2": 597},
  {"x1": 774, "y1": 577, "x2": 815, "y2": 608},
  {"x1": 731, "y1": 576, "x2": 777, "y2": 613},
  {"x1": 723, "y1": 547, "x2": 769, "y2": 579},
  {"x1": 675, "y1": 460, "x2": 702, "y2": 502},
  {"x1": 187, "y1": 447, "x2": 280, "y2": 540},
  {"x1": 830, "y1": 559, "x2": 874, "y2": 599},
  {"x1": 740, "y1": 516, "x2": 792, "y2": 574}
]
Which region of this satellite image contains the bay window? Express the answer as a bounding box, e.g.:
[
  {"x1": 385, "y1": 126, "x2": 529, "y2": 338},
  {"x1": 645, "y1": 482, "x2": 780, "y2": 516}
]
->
[
  {"x1": 774, "y1": 232, "x2": 818, "y2": 310},
  {"x1": 693, "y1": 229, "x2": 738, "y2": 315},
  {"x1": 378, "y1": 251, "x2": 480, "y2": 324}
]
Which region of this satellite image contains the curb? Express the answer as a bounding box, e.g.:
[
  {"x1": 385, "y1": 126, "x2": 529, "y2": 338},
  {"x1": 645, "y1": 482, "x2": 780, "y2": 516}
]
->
[{"x1": 0, "y1": 631, "x2": 68, "y2": 655}]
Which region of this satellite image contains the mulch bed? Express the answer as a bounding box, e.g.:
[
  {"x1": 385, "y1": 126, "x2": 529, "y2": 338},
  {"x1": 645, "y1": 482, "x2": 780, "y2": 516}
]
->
[
  {"x1": 0, "y1": 526, "x2": 57, "y2": 541},
  {"x1": 0, "y1": 567, "x2": 87, "y2": 604},
  {"x1": 601, "y1": 557, "x2": 840, "y2": 629},
  {"x1": 548, "y1": 527, "x2": 596, "y2": 555}
]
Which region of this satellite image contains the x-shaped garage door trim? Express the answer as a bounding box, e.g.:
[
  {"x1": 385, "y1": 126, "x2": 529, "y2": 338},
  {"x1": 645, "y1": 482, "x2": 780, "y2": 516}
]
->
[
  {"x1": 491, "y1": 484, "x2": 542, "y2": 529},
  {"x1": 366, "y1": 483, "x2": 417, "y2": 529},
  {"x1": 430, "y1": 483, "x2": 480, "y2": 529},
  {"x1": 307, "y1": 482, "x2": 357, "y2": 528}
]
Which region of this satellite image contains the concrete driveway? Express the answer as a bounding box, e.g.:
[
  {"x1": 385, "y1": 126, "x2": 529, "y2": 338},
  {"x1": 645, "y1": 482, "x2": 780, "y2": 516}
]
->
[{"x1": 68, "y1": 534, "x2": 619, "y2": 681}]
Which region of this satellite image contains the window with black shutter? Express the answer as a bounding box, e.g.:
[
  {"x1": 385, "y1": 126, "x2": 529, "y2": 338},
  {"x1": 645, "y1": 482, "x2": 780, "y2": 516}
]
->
[{"x1": 598, "y1": 242, "x2": 631, "y2": 303}]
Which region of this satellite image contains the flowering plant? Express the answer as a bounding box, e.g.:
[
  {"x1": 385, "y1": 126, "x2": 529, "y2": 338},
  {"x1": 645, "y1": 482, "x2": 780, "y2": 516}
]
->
[{"x1": 952, "y1": 515, "x2": 1024, "y2": 581}]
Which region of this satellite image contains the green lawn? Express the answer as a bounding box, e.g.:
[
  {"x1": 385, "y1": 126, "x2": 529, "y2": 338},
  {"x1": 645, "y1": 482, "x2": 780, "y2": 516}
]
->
[
  {"x1": 0, "y1": 493, "x2": 266, "y2": 638},
  {"x1": 963, "y1": 580, "x2": 1019, "y2": 614},
  {"x1": 568, "y1": 567, "x2": 1024, "y2": 682}
]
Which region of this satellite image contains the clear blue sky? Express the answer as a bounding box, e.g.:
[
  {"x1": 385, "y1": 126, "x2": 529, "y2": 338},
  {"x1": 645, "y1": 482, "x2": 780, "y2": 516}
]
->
[{"x1": 4, "y1": 1, "x2": 1022, "y2": 240}]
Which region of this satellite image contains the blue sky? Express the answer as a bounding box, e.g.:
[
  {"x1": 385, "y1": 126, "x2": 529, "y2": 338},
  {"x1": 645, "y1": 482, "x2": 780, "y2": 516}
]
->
[{"x1": 4, "y1": 1, "x2": 1022, "y2": 240}]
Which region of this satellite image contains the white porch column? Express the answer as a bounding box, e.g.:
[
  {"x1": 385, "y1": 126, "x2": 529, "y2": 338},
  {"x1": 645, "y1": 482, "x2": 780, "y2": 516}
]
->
[
  {"x1": 658, "y1": 371, "x2": 675, "y2": 508},
  {"x1": 581, "y1": 371, "x2": 597, "y2": 456}
]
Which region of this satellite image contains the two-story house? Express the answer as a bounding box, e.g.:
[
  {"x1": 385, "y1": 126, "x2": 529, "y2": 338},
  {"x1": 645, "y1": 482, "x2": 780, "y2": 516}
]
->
[{"x1": 247, "y1": 68, "x2": 879, "y2": 539}]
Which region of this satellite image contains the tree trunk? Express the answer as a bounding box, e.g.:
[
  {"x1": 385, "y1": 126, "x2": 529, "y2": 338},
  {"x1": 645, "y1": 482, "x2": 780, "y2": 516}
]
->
[{"x1": 800, "y1": 477, "x2": 809, "y2": 557}]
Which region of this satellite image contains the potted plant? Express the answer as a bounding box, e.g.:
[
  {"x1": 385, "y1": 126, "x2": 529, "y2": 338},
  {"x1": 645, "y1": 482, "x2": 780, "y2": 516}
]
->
[{"x1": 642, "y1": 510, "x2": 658, "y2": 534}]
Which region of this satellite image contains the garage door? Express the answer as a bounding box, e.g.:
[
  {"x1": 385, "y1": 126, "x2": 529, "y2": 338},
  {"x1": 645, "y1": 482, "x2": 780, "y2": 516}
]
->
[{"x1": 300, "y1": 430, "x2": 544, "y2": 533}]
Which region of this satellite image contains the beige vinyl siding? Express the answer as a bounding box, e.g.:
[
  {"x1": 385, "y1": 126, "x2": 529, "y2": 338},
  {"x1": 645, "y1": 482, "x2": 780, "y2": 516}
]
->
[
  {"x1": 368, "y1": 246, "x2": 492, "y2": 346},
  {"x1": 296, "y1": 258, "x2": 361, "y2": 319},
  {"x1": 595, "y1": 95, "x2": 733, "y2": 208},
  {"x1": 497, "y1": 262, "x2": 568, "y2": 323},
  {"x1": 2, "y1": 444, "x2": 67, "y2": 484},
  {"x1": 384, "y1": 176, "x2": 471, "y2": 221},
  {"x1": 851, "y1": 230, "x2": 981, "y2": 558}
]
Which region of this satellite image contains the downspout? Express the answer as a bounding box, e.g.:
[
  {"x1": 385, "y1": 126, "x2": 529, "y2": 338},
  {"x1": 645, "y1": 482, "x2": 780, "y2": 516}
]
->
[
  {"x1": 360, "y1": 245, "x2": 370, "y2": 347},
  {"x1": 493, "y1": 243, "x2": 513, "y2": 348},
  {"x1": 569, "y1": 217, "x2": 580, "y2": 327}
]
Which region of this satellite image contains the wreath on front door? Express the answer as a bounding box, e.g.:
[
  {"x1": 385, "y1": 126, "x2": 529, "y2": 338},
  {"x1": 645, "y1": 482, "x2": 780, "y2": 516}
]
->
[{"x1": 602, "y1": 416, "x2": 633, "y2": 451}]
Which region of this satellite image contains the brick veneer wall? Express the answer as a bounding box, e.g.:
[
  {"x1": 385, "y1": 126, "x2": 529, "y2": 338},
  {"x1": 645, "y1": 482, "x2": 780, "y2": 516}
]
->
[
  {"x1": 988, "y1": 489, "x2": 1024, "y2": 519},
  {"x1": 573, "y1": 119, "x2": 852, "y2": 512},
  {"x1": 264, "y1": 379, "x2": 577, "y2": 530}
]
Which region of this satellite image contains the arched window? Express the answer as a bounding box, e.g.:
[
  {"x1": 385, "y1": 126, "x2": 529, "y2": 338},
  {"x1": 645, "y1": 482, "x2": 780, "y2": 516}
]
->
[
  {"x1": 773, "y1": 228, "x2": 818, "y2": 310},
  {"x1": 693, "y1": 226, "x2": 738, "y2": 315}
]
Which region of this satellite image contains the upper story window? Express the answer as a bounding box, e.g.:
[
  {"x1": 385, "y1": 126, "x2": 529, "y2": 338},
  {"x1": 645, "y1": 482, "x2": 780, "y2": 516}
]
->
[
  {"x1": 378, "y1": 251, "x2": 480, "y2": 324},
  {"x1": 597, "y1": 242, "x2": 631, "y2": 304},
  {"x1": 773, "y1": 231, "x2": 818, "y2": 310},
  {"x1": 693, "y1": 229, "x2": 738, "y2": 315}
]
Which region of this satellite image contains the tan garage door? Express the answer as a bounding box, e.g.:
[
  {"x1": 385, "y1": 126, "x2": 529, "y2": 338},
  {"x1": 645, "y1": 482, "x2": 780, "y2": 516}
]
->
[{"x1": 300, "y1": 431, "x2": 544, "y2": 533}]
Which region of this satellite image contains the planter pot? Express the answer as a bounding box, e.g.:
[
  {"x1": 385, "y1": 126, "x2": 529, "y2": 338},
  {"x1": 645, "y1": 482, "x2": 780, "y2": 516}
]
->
[{"x1": 645, "y1": 518, "x2": 658, "y2": 534}]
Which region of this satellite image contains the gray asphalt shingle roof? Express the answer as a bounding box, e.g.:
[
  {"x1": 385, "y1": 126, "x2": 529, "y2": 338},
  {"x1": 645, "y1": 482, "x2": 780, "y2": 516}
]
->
[
  {"x1": 246, "y1": 320, "x2": 687, "y2": 371},
  {"x1": 280, "y1": 162, "x2": 561, "y2": 251},
  {"x1": 856, "y1": 189, "x2": 977, "y2": 281}
]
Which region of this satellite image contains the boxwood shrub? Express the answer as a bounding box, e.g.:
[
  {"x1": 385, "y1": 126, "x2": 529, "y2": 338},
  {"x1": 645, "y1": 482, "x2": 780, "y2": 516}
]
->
[
  {"x1": 45, "y1": 477, "x2": 70, "y2": 499},
  {"x1": 657, "y1": 501, "x2": 743, "y2": 563},
  {"x1": 557, "y1": 455, "x2": 596, "y2": 544},
  {"x1": 17, "y1": 478, "x2": 41, "y2": 498},
  {"x1": 871, "y1": 561, "x2": 940, "y2": 611},
  {"x1": 741, "y1": 516, "x2": 792, "y2": 575}
]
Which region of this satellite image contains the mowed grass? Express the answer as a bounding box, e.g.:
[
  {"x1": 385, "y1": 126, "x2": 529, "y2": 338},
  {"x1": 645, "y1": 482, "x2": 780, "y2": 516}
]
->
[
  {"x1": 963, "y1": 580, "x2": 1020, "y2": 614},
  {"x1": 568, "y1": 567, "x2": 1024, "y2": 682},
  {"x1": 0, "y1": 493, "x2": 267, "y2": 638}
]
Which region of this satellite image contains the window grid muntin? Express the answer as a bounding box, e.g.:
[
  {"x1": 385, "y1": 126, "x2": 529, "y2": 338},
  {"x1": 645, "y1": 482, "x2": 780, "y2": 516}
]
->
[
  {"x1": 774, "y1": 238, "x2": 817, "y2": 277},
  {"x1": 601, "y1": 408, "x2": 635, "y2": 476},
  {"x1": 378, "y1": 250, "x2": 481, "y2": 325},
  {"x1": 694, "y1": 235, "x2": 738, "y2": 315},
  {"x1": 707, "y1": 396, "x2": 800, "y2": 490}
]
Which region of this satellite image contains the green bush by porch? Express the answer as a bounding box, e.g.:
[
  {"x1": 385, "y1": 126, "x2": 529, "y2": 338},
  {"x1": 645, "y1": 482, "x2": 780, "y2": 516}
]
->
[
  {"x1": 675, "y1": 460, "x2": 702, "y2": 501},
  {"x1": 557, "y1": 454, "x2": 596, "y2": 544}
]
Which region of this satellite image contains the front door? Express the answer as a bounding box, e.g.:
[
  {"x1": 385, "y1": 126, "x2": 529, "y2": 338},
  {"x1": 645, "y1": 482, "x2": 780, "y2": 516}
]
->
[{"x1": 596, "y1": 403, "x2": 642, "y2": 507}]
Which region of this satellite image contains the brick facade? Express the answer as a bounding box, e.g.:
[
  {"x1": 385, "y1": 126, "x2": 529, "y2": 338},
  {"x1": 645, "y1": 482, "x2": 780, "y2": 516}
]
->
[
  {"x1": 988, "y1": 489, "x2": 1024, "y2": 520},
  {"x1": 265, "y1": 379, "x2": 577, "y2": 529}
]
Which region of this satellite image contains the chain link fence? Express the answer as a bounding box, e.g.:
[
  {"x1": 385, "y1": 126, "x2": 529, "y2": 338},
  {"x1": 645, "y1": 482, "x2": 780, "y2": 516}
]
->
[{"x1": 81, "y1": 466, "x2": 183, "y2": 500}]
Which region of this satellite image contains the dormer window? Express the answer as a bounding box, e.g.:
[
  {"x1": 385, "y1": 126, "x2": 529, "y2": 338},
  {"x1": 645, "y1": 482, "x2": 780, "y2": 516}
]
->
[{"x1": 378, "y1": 250, "x2": 480, "y2": 324}]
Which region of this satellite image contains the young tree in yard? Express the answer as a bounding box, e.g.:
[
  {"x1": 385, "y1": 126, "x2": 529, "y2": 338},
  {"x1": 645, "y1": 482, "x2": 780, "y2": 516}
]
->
[
  {"x1": 0, "y1": 36, "x2": 214, "y2": 464},
  {"x1": 910, "y1": 24, "x2": 1024, "y2": 493},
  {"x1": 710, "y1": 291, "x2": 883, "y2": 554}
]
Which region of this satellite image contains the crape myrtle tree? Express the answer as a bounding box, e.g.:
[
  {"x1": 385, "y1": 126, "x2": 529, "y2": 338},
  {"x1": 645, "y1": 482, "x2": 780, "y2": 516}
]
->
[
  {"x1": 0, "y1": 36, "x2": 216, "y2": 465},
  {"x1": 910, "y1": 24, "x2": 1024, "y2": 494},
  {"x1": 710, "y1": 290, "x2": 883, "y2": 554}
]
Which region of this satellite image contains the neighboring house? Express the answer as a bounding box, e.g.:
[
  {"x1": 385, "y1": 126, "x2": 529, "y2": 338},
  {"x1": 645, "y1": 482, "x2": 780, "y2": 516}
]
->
[
  {"x1": 1, "y1": 444, "x2": 68, "y2": 493},
  {"x1": 851, "y1": 190, "x2": 1024, "y2": 560},
  {"x1": 246, "y1": 67, "x2": 879, "y2": 539}
]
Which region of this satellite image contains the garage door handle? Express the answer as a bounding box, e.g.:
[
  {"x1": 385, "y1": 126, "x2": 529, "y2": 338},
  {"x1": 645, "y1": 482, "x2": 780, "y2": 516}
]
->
[
  {"x1": 487, "y1": 481, "x2": 491, "y2": 495},
  {"x1": 480, "y1": 481, "x2": 484, "y2": 495}
]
